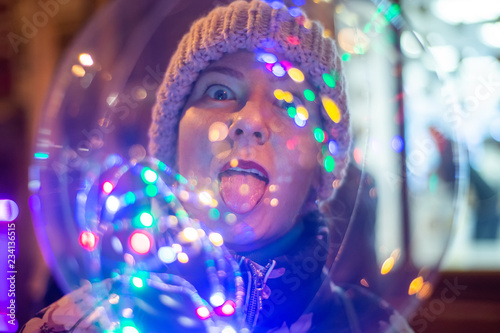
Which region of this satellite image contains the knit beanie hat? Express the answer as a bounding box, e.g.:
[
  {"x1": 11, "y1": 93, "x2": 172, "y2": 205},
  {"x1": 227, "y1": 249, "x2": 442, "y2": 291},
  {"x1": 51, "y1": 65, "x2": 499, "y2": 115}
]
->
[{"x1": 149, "y1": 0, "x2": 350, "y2": 200}]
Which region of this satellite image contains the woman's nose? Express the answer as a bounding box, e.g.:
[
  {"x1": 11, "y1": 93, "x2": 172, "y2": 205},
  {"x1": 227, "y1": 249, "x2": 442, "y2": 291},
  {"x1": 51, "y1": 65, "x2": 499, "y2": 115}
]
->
[{"x1": 228, "y1": 102, "x2": 270, "y2": 145}]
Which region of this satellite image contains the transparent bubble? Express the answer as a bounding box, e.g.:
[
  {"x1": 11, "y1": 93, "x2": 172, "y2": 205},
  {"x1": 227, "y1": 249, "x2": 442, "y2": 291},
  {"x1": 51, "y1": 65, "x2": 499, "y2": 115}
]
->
[{"x1": 29, "y1": 0, "x2": 464, "y2": 331}]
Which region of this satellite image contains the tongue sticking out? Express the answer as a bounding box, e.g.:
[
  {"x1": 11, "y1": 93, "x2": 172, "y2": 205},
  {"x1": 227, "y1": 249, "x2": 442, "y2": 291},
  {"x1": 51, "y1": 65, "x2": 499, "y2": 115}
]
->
[{"x1": 219, "y1": 171, "x2": 267, "y2": 214}]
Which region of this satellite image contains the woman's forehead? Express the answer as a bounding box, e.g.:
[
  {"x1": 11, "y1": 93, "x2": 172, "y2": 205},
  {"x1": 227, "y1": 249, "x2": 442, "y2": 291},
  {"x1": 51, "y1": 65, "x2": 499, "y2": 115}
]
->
[{"x1": 203, "y1": 51, "x2": 317, "y2": 92}]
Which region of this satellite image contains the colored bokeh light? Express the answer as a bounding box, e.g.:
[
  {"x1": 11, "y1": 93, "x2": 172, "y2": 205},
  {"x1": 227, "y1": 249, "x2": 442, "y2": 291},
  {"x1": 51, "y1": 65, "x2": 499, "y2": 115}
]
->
[
  {"x1": 274, "y1": 89, "x2": 284, "y2": 100},
  {"x1": 177, "y1": 252, "x2": 189, "y2": 263},
  {"x1": 303, "y1": 89, "x2": 315, "y2": 102},
  {"x1": 391, "y1": 135, "x2": 404, "y2": 153},
  {"x1": 102, "y1": 181, "x2": 114, "y2": 194},
  {"x1": 182, "y1": 227, "x2": 199, "y2": 242},
  {"x1": 272, "y1": 63, "x2": 286, "y2": 77},
  {"x1": 380, "y1": 257, "x2": 395, "y2": 275},
  {"x1": 294, "y1": 115, "x2": 307, "y2": 127},
  {"x1": 122, "y1": 326, "x2": 139, "y2": 333},
  {"x1": 141, "y1": 168, "x2": 158, "y2": 184},
  {"x1": 287, "y1": 35, "x2": 300, "y2": 45},
  {"x1": 256, "y1": 52, "x2": 277, "y2": 64},
  {"x1": 209, "y1": 208, "x2": 220, "y2": 220},
  {"x1": 296, "y1": 106, "x2": 309, "y2": 120},
  {"x1": 321, "y1": 96, "x2": 341, "y2": 123},
  {"x1": 287, "y1": 106, "x2": 297, "y2": 118},
  {"x1": 124, "y1": 191, "x2": 136, "y2": 205},
  {"x1": 288, "y1": 7, "x2": 302, "y2": 17},
  {"x1": 105, "y1": 195, "x2": 120, "y2": 213},
  {"x1": 324, "y1": 156, "x2": 335, "y2": 172},
  {"x1": 139, "y1": 212, "x2": 154, "y2": 227},
  {"x1": 145, "y1": 185, "x2": 158, "y2": 197},
  {"x1": 314, "y1": 128, "x2": 326, "y2": 143},
  {"x1": 288, "y1": 68, "x2": 304, "y2": 82},
  {"x1": 210, "y1": 292, "x2": 225, "y2": 307},
  {"x1": 196, "y1": 306, "x2": 211, "y2": 320},
  {"x1": 209, "y1": 232, "x2": 224, "y2": 246},
  {"x1": 129, "y1": 231, "x2": 152, "y2": 255},
  {"x1": 353, "y1": 147, "x2": 363, "y2": 165},
  {"x1": 132, "y1": 277, "x2": 144, "y2": 288},
  {"x1": 34, "y1": 152, "x2": 49, "y2": 160},
  {"x1": 158, "y1": 246, "x2": 177, "y2": 264},
  {"x1": 221, "y1": 300, "x2": 236, "y2": 316},
  {"x1": 408, "y1": 276, "x2": 424, "y2": 295},
  {"x1": 322, "y1": 73, "x2": 336, "y2": 88},
  {"x1": 0, "y1": 199, "x2": 19, "y2": 222},
  {"x1": 328, "y1": 140, "x2": 339, "y2": 155},
  {"x1": 79, "y1": 231, "x2": 98, "y2": 251},
  {"x1": 79, "y1": 53, "x2": 94, "y2": 66}
]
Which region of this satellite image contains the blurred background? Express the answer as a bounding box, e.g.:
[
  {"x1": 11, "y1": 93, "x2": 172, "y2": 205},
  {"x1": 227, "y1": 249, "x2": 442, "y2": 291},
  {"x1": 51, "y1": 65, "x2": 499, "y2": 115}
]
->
[{"x1": 0, "y1": 0, "x2": 499, "y2": 331}]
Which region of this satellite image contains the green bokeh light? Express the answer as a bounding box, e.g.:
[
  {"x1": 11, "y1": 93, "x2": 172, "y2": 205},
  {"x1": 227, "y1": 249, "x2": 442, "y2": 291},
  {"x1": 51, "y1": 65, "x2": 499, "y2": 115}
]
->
[
  {"x1": 145, "y1": 184, "x2": 158, "y2": 197},
  {"x1": 287, "y1": 106, "x2": 297, "y2": 118},
  {"x1": 209, "y1": 208, "x2": 220, "y2": 220},
  {"x1": 324, "y1": 156, "x2": 335, "y2": 172},
  {"x1": 124, "y1": 191, "x2": 136, "y2": 205},
  {"x1": 314, "y1": 128, "x2": 325, "y2": 143},
  {"x1": 322, "y1": 73, "x2": 336, "y2": 88},
  {"x1": 303, "y1": 89, "x2": 315, "y2": 102}
]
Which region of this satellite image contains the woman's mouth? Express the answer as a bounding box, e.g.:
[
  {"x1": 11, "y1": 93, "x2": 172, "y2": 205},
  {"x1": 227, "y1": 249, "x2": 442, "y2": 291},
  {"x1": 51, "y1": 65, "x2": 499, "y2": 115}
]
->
[{"x1": 218, "y1": 160, "x2": 269, "y2": 214}]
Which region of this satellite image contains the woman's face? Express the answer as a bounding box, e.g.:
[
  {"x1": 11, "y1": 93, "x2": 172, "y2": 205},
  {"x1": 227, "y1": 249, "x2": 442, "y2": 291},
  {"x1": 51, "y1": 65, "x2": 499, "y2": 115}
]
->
[{"x1": 177, "y1": 51, "x2": 322, "y2": 251}]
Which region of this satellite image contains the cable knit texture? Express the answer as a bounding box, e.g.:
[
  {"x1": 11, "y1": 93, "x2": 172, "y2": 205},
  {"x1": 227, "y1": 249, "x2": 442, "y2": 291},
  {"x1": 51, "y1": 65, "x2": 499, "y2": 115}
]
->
[{"x1": 149, "y1": 0, "x2": 350, "y2": 200}]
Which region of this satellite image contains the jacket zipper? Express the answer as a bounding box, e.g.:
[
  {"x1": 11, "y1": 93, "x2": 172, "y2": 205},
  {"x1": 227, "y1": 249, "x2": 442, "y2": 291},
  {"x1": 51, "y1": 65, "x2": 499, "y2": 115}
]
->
[{"x1": 245, "y1": 260, "x2": 275, "y2": 329}]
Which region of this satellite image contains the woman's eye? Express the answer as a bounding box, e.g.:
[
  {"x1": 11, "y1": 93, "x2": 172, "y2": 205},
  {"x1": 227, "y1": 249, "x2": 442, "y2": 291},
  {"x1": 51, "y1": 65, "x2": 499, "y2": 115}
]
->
[
  {"x1": 205, "y1": 85, "x2": 235, "y2": 101},
  {"x1": 279, "y1": 99, "x2": 298, "y2": 111}
]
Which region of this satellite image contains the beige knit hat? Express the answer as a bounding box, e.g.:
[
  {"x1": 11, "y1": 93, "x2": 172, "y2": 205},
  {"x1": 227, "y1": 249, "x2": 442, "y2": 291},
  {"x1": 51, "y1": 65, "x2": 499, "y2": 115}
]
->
[{"x1": 149, "y1": 0, "x2": 350, "y2": 200}]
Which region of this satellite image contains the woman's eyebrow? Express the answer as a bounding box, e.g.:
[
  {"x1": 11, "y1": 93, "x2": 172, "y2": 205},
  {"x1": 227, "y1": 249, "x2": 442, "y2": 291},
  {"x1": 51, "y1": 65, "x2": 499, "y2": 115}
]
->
[{"x1": 200, "y1": 66, "x2": 245, "y2": 80}]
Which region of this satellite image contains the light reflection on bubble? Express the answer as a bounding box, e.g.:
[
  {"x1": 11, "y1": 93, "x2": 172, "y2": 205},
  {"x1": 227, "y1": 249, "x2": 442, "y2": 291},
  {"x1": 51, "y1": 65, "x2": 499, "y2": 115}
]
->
[
  {"x1": 380, "y1": 257, "x2": 395, "y2": 275},
  {"x1": 230, "y1": 159, "x2": 239, "y2": 168},
  {"x1": 353, "y1": 147, "x2": 363, "y2": 165},
  {"x1": 158, "y1": 246, "x2": 177, "y2": 263},
  {"x1": 179, "y1": 190, "x2": 189, "y2": 202},
  {"x1": 269, "y1": 184, "x2": 278, "y2": 192},
  {"x1": 208, "y1": 122, "x2": 229, "y2": 142},
  {"x1": 391, "y1": 135, "x2": 404, "y2": 153},
  {"x1": 105, "y1": 196, "x2": 120, "y2": 213},
  {"x1": 129, "y1": 231, "x2": 152, "y2": 255},
  {"x1": 408, "y1": 276, "x2": 424, "y2": 295},
  {"x1": 102, "y1": 181, "x2": 114, "y2": 194},
  {"x1": 224, "y1": 213, "x2": 237, "y2": 225},
  {"x1": 71, "y1": 64, "x2": 85, "y2": 77},
  {"x1": 199, "y1": 191, "x2": 213, "y2": 206},
  {"x1": 109, "y1": 293, "x2": 119, "y2": 304},
  {"x1": 78, "y1": 53, "x2": 94, "y2": 66},
  {"x1": 209, "y1": 208, "x2": 220, "y2": 220},
  {"x1": 239, "y1": 184, "x2": 250, "y2": 195},
  {"x1": 172, "y1": 243, "x2": 182, "y2": 253},
  {"x1": 177, "y1": 252, "x2": 189, "y2": 263},
  {"x1": 111, "y1": 236, "x2": 123, "y2": 254},
  {"x1": 139, "y1": 212, "x2": 153, "y2": 227},
  {"x1": 209, "y1": 232, "x2": 224, "y2": 247},
  {"x1": 182, "y1": 227, "x2": 199, "y2": 242},
  {"x1": 270, "y1": 198, "x2": 279, "y2": 207}
]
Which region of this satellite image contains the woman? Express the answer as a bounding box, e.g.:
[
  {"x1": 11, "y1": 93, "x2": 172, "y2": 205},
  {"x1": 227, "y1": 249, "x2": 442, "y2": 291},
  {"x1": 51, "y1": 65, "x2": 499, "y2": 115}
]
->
[{"x1": 22, "y1": 1, "x2": 413, "y2": 332}]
